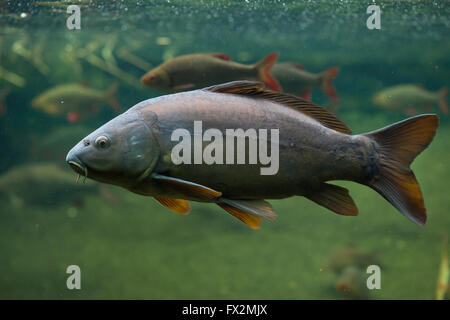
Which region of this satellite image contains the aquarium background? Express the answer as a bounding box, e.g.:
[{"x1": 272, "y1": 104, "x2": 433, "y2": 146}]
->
[{"x1": 0, "y1": 0, "x2": 449, "y2": 299}]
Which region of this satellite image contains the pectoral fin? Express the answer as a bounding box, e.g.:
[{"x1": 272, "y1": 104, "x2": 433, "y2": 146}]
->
[
  {"x1": 152, "y1": 174, "x2": 222, "y2": 200},
  {"x1": 305, "y1": 183, "x2": 358, "y2": 216},
  {"x1": 155, "y1": 197, "x2": 190, "y2": 215},
  {"x1": 217, "y1": 198, "x2": 277, "y2": 229}
]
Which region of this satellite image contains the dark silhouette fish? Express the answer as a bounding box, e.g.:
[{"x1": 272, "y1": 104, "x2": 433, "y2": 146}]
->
[{"x1": 66, "y1": 81, "x2": 438, "y2": 229}]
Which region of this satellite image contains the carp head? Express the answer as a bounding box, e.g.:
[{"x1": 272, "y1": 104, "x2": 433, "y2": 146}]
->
[{"x1": 66, "y1": 109, "x2": 159, "y2": 188}]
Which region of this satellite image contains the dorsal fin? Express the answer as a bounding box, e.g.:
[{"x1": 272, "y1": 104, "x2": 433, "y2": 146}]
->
[
  {"x1": 204, "y1": 81, "x2": 351, "y2": 134},
  {"x1": 208, "y1": 53, "x2": 231, "y2": 61}
]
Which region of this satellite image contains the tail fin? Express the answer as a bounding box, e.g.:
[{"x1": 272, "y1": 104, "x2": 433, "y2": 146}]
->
[
  {"x1": 320, "y1": 67, "x2": 339, "y2": 99},
  {"x1": 254, "y1": 52, "x2": 281, "y2": 91},
  {"x1": 105, "y1": 83, "x2": 120, "y2": 112},
  {"x1": 364, "y1": 114, "x2": 439, "y2": 226},
  {"x1": 438, "y1": 87, "x2": 448, "y2": 114}
]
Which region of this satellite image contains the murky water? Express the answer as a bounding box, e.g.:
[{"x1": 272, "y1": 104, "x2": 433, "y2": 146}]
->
[{"x1": 0, "y1": 0, "x2": 449, "y2": 299}]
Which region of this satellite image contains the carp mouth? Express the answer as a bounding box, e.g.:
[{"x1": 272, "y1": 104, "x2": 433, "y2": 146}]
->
[{"x1": 68, "y1": 160, "x2": 88, "y2": 183}]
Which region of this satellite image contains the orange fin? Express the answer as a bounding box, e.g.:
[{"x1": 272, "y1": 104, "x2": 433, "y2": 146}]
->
[
  {"x1": 219, "y1": 198, "x2": 277, "y2": 220},
  {"x1": 67, "y1": 111, "x2": 81, "y2": 123},
  {"x1": 438, "y1": 87, "x2": 448, "y2": 114},
  {"x1": 152, "y1": 174, "x2": 222, "y2": 200},
  {"x1": 305, "y1": 184, "x2": 358, "y2": 216},
  {"x1": 217, "y1": 203, "x2": 262, "y2": 229},
  {"x1": 155, "y1": 197, "x2": 190, "y2": 215},
  {"x1": 364, "y1": 114, "x2": 439, "y2": 226},
  {"x1": 254, "y1": 52, "x2": 281, "y2": 91},
  {"x1": 204, "y1": 81, "x2": 351, "y2": 134},
  {"x1": 320, "y1": 67, "x2": 339, "y2": 99},
  {"x1": 300, "y1": 87, "x2": 312, "y2": 101},
  {"x1": 209, "y1": 53, "x2": 231, "y2": 61}
]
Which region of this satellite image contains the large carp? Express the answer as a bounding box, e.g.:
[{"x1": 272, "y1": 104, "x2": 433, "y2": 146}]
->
[{"x1": 66, "y1": 81, "x2": 438, "y2": 229}]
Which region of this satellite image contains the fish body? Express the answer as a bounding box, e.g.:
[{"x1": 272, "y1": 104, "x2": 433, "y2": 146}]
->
[
  {"x1": 31, "y1": 125, "x2": 93, "y2": 162},
  {"x1": 31, "y1": 83, "x2": 120, "y2": 121},
  {"x1": 66, "y1": 81, "x2": 438, "y2": 229},
  {"x1": 141, "y1": 52, "x2": 281, "y2": 92},
  {"x1": 271, "y1": 62, "x2": 339, "y2": 100},
  {"x1": 336, "y1": 266, "x2": 370, "y2": 300},
  {"x1": 372, "y1": 84, "x2": 448, "y2": 115}
]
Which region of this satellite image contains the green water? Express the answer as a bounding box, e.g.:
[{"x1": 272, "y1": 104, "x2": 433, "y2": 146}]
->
[{"x1": 0, "y1": 0, "x2": 449, "y2": 299}]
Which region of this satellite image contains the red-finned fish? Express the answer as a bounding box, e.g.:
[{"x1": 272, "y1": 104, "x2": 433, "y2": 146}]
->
[
  {"x1": 271, "y1": 62, "x2": 339, "y2": 101},
  {"x1": 66, "y1": 81, "x2": 438, "y2": 229},
  {"x1": 31, "y1": 83, "x2": 120, "y2": 123},
  {"x1": 141, "y1": 52, "x2": 281, "y2": 92},
  {"x1": 372, "y1": 84, "x2": 448, "y2": 115},
  {"x1": 0, "y1": 163, "x2": 98, "y2": 208}
]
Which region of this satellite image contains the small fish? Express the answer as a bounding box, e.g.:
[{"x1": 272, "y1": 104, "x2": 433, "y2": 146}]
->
[
  {"x1": 31, "y1": 83, "x2": 120, "y2": 122},
  {"x1": 436, "y1": 235, "x2": 449, "y2": 300},
  {"x1": 323, "y1": 245, "x2": 381, "y2": 274},
  {"x1": 66, "y1": 81, "x2": 438, "y2": 229},
  {"x1": 31, "y1": 125, "x2": 94, "y2": 162},
  {"x1": 271, "y1": 62, "x2": 339, "y2": 100},
  {"x1": 141, "y1": 52, "x2": 281, "y2": 92},
  {"x1": 0, "y1": 163, "x2": 98, "y2": 207},
  {"x1": 336, "y1": 266, "x2": 370, "y2": 300},
  {"x1": 372, "y1": 84, "x2": 448, "y2": 115}
]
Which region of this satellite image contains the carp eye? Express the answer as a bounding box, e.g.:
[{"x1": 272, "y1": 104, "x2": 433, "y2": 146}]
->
[{"x1": 95, "y1": 136, "x2": 110, "y2": 149}]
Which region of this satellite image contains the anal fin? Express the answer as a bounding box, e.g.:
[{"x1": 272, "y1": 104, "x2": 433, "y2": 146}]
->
[
  {"x1": 217, "y1": 203, "x2": 262, "y2": 229},
  {"x1": 155, "y1": 197, "x2": 190, "y2": 215},
  {"x1": 217, "y1": 199, "x2": 277, "y2": 229},
  {"x1": 305, "y1": 183, "x2": 358, "y2": 216}
]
